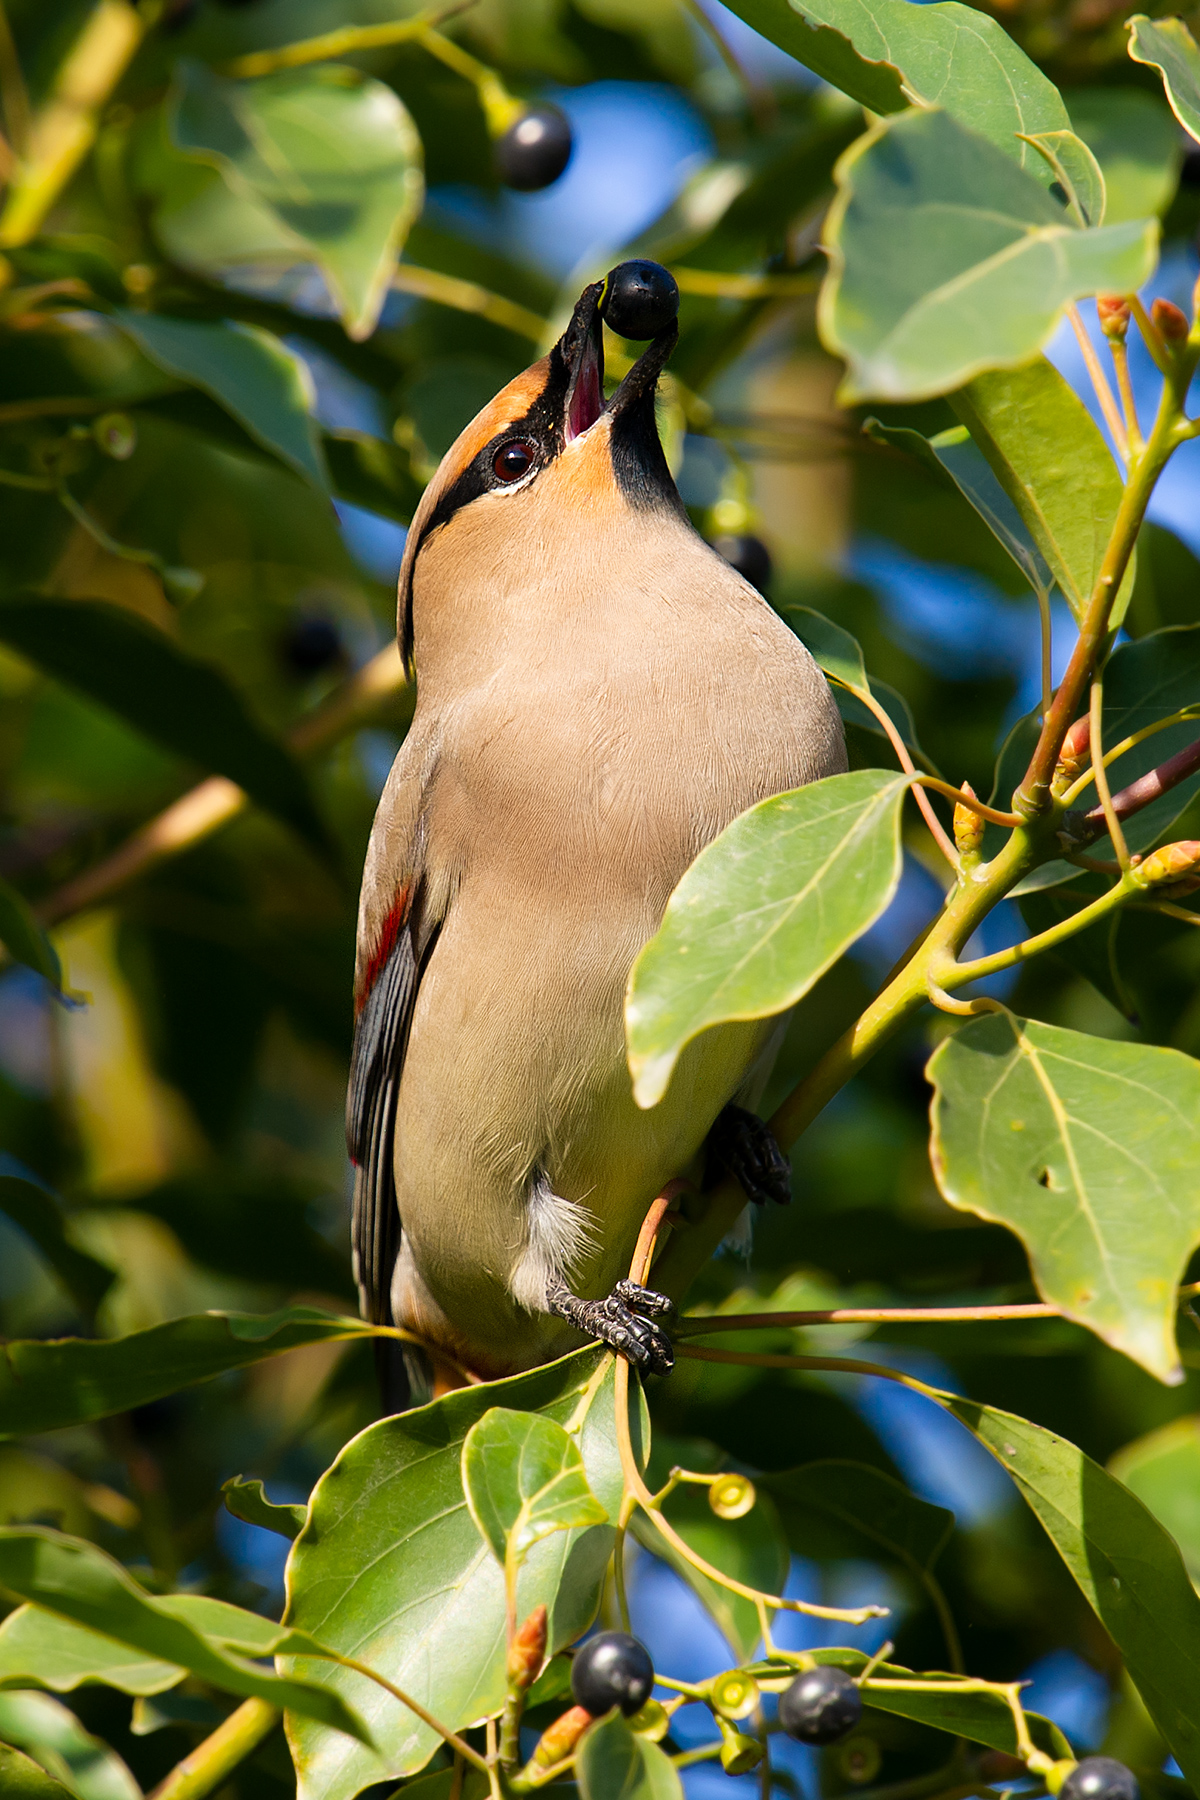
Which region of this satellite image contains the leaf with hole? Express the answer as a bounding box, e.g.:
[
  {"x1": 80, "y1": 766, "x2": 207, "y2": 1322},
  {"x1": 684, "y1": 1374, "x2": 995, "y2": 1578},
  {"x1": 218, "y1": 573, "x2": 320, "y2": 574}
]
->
[
  {"x1": 928, "y1": 1010, "x2": 1200, "y2": 1381},
  {"x1": 627, "y1": 770, "x2": 909, "y2": 1108},
  {"x1": 168, "y1": 63, "x2": 423, "y2": 340},
  {"x1": 820, "y1": 107, "x2": 1158, "y2": 402}
]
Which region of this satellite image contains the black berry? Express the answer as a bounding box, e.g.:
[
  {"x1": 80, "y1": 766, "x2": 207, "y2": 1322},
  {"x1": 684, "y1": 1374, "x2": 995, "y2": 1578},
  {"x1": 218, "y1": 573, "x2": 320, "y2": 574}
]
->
[
  {"x1": 712, "y1": 533, "x2": 772, "y2": 591},
  {"x1": 282, "y1": 616, "x2": 342, "y2": 676},
  {"x1": 778, "y1": 1666, "x2": 862, "y2": 1745},
  {"x1": 571, "y1": 1631, "x2": 654, "y2": 1718},
  {"x1": 496, "y1": 105, "x2": 572, "y2": 191},
  {"x1": 1061, "y1": 1759, "x2": 1140, "y2": 1800},
  {"x1": 599, "y1": 260, "x2": 680, "y2": 340}
]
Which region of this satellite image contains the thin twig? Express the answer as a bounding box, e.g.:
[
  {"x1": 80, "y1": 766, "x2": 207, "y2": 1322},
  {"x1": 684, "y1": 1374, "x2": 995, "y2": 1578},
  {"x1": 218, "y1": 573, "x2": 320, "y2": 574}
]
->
[
  {"x1": 1076, "y1": 731, "x2": 1200, "y2": 840},
  {"x1": 1066, "y1": 303, "x2": 1127, "y2": 461},
  {"x1": 1089, "y1": 677, "x2": 1131, "y2": 867},
  {"x1": 913, "y1": 776, "x2": 1020, "y2": 827},
  {"x1": 848, "y1": 684, "x2": 959, "y2": 867},
  {"x1": 673, "y1": 268, "x2": 817, "y2": 299},
  {"x1": 329, "y1": 1651, "x2": 492, "y2": 1776},
  {"x1": 1060, "y1": 706, "x2": 1200, "y2": 805},
  {"x1": 221, "y1": 1, "x2": 475, "y2": 76},
  {"x1": 1110, "y1": 334, "x2": 1142, "y2": 452},
  {"x1": 673, "y1": 1301, "x2": 1060, "y2": 1337}
]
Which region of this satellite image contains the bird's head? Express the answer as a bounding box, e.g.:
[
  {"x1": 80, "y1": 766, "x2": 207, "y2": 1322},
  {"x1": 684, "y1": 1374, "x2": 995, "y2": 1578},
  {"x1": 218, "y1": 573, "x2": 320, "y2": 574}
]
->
[{"x1": 396, "y1": 261, "x2": 682, "y2": 670}]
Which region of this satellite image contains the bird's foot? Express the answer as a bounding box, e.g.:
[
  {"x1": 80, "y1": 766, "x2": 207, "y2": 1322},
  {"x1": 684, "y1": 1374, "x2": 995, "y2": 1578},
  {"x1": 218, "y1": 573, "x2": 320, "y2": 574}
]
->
[
  {"x1": 706, "y1": 1102, "x2": 792, "y2": 1206},
  {"x1": 547, "y1": 1276, "x2": 675, "y2": 1376}
]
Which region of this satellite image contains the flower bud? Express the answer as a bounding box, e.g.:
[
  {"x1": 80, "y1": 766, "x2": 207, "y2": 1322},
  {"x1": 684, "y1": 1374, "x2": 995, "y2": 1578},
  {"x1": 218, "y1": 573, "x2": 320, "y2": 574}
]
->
[
  {"x1": 1131, "y1": 841, "x2": 1200, "y2": 888},
  {"x1": 709, "y1": 1473, "x2": 755, "y2": 1519},
  {"x1": 1096, "y1": 296, "x2": 1130, "y2": 340},
  {"x1": 507, "y1": 1603, "x2": 547, "y2": 1693},
  {"x1": 1051, "y1": 717, "x2": 1092, "y2": 797},
  {"x1": 953, "y1": 783, "x2": 985, "y2": 862},
  {"x1": 1151, "y1": 297, "x2": 1190, "y2": 343},
  {"x1": 718, "y1": 1719, "x2": 763, "y2": 1774},
  {"x1": 526, "y1": 1704, "x2": 592, "y2": 1772},
  {"x1": 710, "y1": 1668, "x2": 760, "y2": 1720}
]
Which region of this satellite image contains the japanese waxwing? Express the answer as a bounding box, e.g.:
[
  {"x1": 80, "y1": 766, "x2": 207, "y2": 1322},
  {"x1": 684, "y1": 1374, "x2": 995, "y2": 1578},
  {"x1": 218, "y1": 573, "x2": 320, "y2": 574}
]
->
[{"x1": 348, "y1": 262, "x2": 846, "y2": 1407}]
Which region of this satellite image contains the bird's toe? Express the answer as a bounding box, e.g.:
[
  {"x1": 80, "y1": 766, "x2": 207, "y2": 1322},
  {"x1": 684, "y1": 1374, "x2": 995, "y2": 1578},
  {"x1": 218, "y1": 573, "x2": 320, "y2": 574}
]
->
[{"x1": 612, "y1": 1278, "x2": 677, "y2": 1327}]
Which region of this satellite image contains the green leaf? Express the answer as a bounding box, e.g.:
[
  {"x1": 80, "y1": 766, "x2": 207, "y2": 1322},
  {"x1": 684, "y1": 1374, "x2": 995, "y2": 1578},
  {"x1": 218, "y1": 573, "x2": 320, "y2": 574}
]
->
[
  {"x1": 626, "y1": 770, "x2": 909, "y2": 1108},
  {"x1": 0, "y1": 1307, "x2": 374, "y2": 1438},
  {"x1": 1110, "y1": 1416, "x2": 1200, "y2": 1587},
  {"x1": 779, "y1": 605, "x2": 867, "y2": 692},
  {"x1": 169, "y1": 62, "x2": 424, "y2": 340},
  {"x1": 462, "y1": 1408, "x2": 607, "y2": 1573},
  {"x1": 864, "y1": 419, "x2": 1055, "y2": 596},
  {"x1": 631, "y1": 1480, "x2": 787, "y2": 1662},
  {"x1": 115, "y1": 312, "x2": 327, "y2": 489},
  {"x1": 820, "y1": 107, "x2": 1158, "y2": 402},
  {"x1": 0, "y1": 1690, "x2": 140, "y2": 1800},
  {"x1": 0, "y1": 1743, "x2": 75, "y2": 1799},
  {"x1": 1019, "y1": 129, "x2": 1106, "y2": 226},
  {"x1": 721, "y1": 0, "x2": 1067, "y2": 174},
  {"x1": 0, "y1": 597, "x2": 327, "y2": 853},
  {"x1": 951, "y1": 355, "x2": 1135, "y2": 624},
  {"x1": 942, "y1": 1393, "x2": 1200, "y2": 1784},
  {"x1": 1070, "y1": 88, "x2": 1183, "y2": 224},
  {"x1": 765, "y1": 1461, "x2": 954, "y2": 1571},
  {"x1": 1128, "y1": 16, "x2": 1200, "y2": 146},
  {"x1": 283, "y1": 1349, "x2": 628, "y2": 1799},
  {"x1": 928, "y1": 1011, "x2": 1200, "y2": 1382},
  {"x1": 576, "y1": 1710, "x2": 683, "y2": 1799},
  {"x1": 0, "y1": 1605, "x2": 184, "y2": 1697},
  {"x1": 0, "y1": 1162, "x2": 115, "y2": 1318},
  {"x1": 0, "y1": 1529, "x2": 372, "y2": 1744},
  {"x1": 222, "y1": 1476, "x2": 307, "y2": 1542},
  {"x1": 0, "y1": 878, "x2": 60, "y2": 988}
]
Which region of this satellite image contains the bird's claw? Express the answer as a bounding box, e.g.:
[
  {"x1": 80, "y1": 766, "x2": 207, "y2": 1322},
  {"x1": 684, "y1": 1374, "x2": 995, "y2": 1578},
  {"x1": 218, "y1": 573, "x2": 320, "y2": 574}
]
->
[
  {"x1": 547, "y1": 1277, "x2": 675, "y2": 1376},
  {"x1": 705, "y1": 1102, "x2": 791, "y2": 1206}
]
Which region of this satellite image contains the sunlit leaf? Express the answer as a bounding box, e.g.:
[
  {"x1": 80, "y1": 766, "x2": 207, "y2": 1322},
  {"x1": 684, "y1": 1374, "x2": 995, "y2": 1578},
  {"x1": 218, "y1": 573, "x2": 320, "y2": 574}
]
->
[
  {"x1": 168, "y1": 62, "x2": 424, "y2": 340},
  {"x1": 0, "y1": 1529, "x2": 371, "y2": 1743},
  {"x1": 928, "y1": 1011, "x2": 1200, "y2": 1382},
  {"x1": 0, "y1": 597, "x2": 328, "y2": 853},
  {"x1": 1110, "y1": 1416, "x2": 1200, "y2": 1587},
  {"x1": 0, "y1": 1160, "x2": 114, "y2": 1318},
  {"x1": 576, "y1": 1710, "x2": 684, "y2": 1800},
  {"x1": 627, "y1": 770, "x2": 909, "y2": 1108},
  {"x1": 1128, "y1": 15, "x2": 1200, "y2": 146},
  {"x1": 116, "y1": 312, "x2": 327, "y2": 488},
  {"x1": 721, "y1": 0, "x2": 1066, "y2": 173},
  {"x1": 951, "y1": 356, "x2": 1134, "y2": 624},
  {"x1": 222, "y1": 1476, "x2": 307, "y2": 1542},
  {"x1": 821, "y1": 107, "x2": 1158, "y2": 402},
  {"x1": 0, "y1": 1606, "x2": 183, "y2": 1697},
  {"x1": 0, "y1": 877, "x2": 61, "y2": 988},
  {"x1": 0, "y1": 1307, "x2": 374, "y2": 1438},
  {"x1": 0, "y1": 1690, "x2": 140, "y2": 1800},
  {"x1": 283, "y1": 1349, "x2": 631, "y2": 1800},
  {"x1": 943, "y1": 1394, "x2": 1200, "y2": 1784},
  {"x1": 462, "y1": 1408, "x2": 607, "y2": 1571},
  {"x1": 1070, "y1": 87, "x2": 1183, "y2": 223}
]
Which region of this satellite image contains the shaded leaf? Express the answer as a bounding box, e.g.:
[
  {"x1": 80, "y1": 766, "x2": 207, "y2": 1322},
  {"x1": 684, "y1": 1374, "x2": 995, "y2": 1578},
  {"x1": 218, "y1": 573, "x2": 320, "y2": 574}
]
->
[
  {"x1": 0, "y1": 597, "x2": 327, "y2": 853},
  {"x1": 222, "y1": 1476, "x2": 307, "y2": 1542},
  {"x1": 0, "y1": 1307, "x2": 374, "y2": 1438},
  {"x1": 462, "y1": 1408, "x2": 607, "y2": 1570},
  {"x1": 765, "y1": 1460, "x2": 954, "y2": 1570},
  {"x1": 630, "y1": 1479, "x2": 787, "y2": 1661},
  {"x1": 0, "y1": 1160, "x2": 115, "y2": 1318},
  {"x1": 943, "y1": 1394, "x2": 1200, "y2": 1784},
  {"x1": 0, "y1": 878, "x2": 61, "y2": 988},
  {"x1": 951, "y1": 356, "x2": 1134, "y2": 624},
  {"x1": 1128, "y1": 16, "x2": 1200, "y2": 146},
  {"x1": 721, "y1": 0, "x2": 1066, "y2": 173},
  {"x1": 627, "y1": 771, "x2": 909, "y2": 1108},
  {"x1": 0, "y1": 1529, "x2": 371, "y2": 1743},
  {"x1": 1110, "y1": 1416, "x2": 1200, "y2": 1587},
  {"x1": 283, "y1": 1349, "x2": 630, "y2": 1800},
  {"x1": 116, "y1": 312, "x2": 327, "y2": 489},
  {"x1": 0, "y1": 1690, "x2": 139, "y2": 1800},
  {"x1": 1019, "y1": 128, "x2": 1106, "y2": 226},
  {"x1": 0, "y1": 1743, "x2": 75, "y2": 1799},
  {"x1": 169, "y1": 63, "x2": 424, "y2": 340},
  {"x1": 820, "y1": 107, "x2": 1158, "y2": 402},
  {"x1": 780, "y1": 606, "x2": 868, "y2": 692},
  {"x1": 576, "y1": 1709, "x2": 684, "y2": 1800},
  {"x1": 928, "y1": 1011, "x2": 1200, "y2": 1382},
  {"x1": 0, "y1": 1605, "x2": 183, "y2": 1697}
]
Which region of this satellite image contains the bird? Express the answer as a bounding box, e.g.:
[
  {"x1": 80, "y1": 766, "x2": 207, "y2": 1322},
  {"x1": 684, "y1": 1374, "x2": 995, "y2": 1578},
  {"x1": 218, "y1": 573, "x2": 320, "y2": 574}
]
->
[{"x1": 347, "y1": 262, "x2": 846, "y2": 1407}]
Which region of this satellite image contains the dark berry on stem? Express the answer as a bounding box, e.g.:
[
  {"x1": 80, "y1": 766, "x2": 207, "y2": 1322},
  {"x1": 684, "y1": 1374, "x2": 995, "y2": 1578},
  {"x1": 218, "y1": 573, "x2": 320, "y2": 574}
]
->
[
  {"x1": 283, "y1": 616, "x2": 342, "y2": 676},
  {"x1": 496, "y1": 105, "x2": 572, "y2": 191},
  {"x1": 571, "y1": 1631, "x2": 654, "y2": 1718},
  {"x1": 712, "y1": 533, "x2": 772, "y2": 591},
  {"x1": 778, "y1": 1666, "x2": 863, "y2": 1745},
  {"x1": 600, "y1": 260, "x2": 680, "y2": 340},
  {"x1": 1061, "y1": 1759, "x2": 1140, "y2": 1800}
]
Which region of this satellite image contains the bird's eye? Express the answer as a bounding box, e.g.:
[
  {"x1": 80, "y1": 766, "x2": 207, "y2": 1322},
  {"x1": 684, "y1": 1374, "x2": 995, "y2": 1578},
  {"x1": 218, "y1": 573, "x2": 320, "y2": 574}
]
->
[{"x1": 493, "y1": 440, "x2": 536, "y2": 482}]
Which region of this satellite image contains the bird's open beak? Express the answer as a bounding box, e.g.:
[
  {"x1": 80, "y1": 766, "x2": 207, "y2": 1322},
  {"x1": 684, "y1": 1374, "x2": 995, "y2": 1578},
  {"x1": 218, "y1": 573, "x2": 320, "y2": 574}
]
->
[{"x1": 559, "y1": 282, "x2": 678, "y2": 444}]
